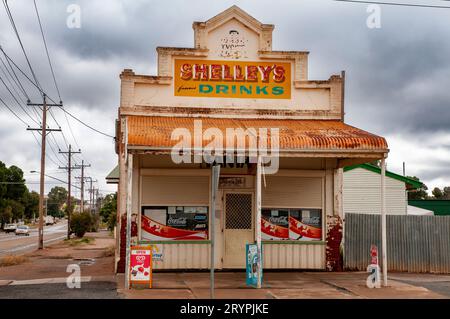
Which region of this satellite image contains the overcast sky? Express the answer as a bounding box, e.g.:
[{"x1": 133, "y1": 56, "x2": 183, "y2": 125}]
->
[{"x1": 0, "y1": 0, "x2": 449, "y2": 197}]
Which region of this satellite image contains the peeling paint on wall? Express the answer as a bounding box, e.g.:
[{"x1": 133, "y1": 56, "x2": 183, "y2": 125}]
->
[{"x1": 326, "y1": 215, "x2": 343, "y2": 271}]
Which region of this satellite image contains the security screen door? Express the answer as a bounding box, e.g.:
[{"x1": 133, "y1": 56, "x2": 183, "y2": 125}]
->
[{"x1": 223, "y1": 192, "x2": 254, "y2": 268}]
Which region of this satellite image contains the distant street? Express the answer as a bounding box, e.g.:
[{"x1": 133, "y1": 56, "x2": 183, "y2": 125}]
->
[{"x1": 0, "y1": 221, "x2": 68, "y2": 256}]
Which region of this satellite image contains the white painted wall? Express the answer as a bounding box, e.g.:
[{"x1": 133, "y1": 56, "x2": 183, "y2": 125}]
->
[{"x1": 343, "y1": 167, "x2": 407, "y2": 215}]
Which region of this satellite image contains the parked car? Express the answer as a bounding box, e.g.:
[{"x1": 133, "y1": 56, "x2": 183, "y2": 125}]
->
[
  {"x1": 15, "y1": 225, "x2": 30, "y2": 236},
  {"x1": 44, "y1": 215, "x2": 55, "y2": 226},
  {"x1": 4, "y1": 224, "x2": 17, "y2": 233}
]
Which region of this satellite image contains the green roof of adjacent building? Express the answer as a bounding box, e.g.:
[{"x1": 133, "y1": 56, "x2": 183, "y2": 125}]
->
[
  {"x1": 408, "y1": 200, "x2": 450, "y2": 216},
  {"x1": 344, "y1": 163, "x2": 423, "y2": 190}
]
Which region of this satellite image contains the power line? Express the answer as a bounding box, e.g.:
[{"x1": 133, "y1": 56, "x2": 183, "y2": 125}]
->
[
  {"x1": 0, "y1": 53, "x2": 28, "y2": 101},
  {"x1": 0, "y1": 95, "x2": 28, "y2": 126},
  {"x1": 33, "y1": 0, "x2": 76, "y2": 154},
  {"x1": 333, "y1": 0, "x2": 450, "y2": 9},
  {"x1": 0, "y1": 46, "x2": 51, "y2": 101},
  {"x1": 0, "y1": 55, "x2": 42, "y2": 123},
  {"x1": 0, "y1": 51, "x2": 29, "y2": 100},
  {"x1": 57, "y1": 106, "x2": 115, "y2": 139},
  {"x1": 30, "y1": 130, "x2": 61, "y2": 168},
  {"x1": 2, "y1": 0, "x2": 42, "y2": 91},
  {"x1": 1, "y1": 47, "x2": 114, "y2": 140},
  {"x1": 0, "y1": 73, "x2": 39, "y2": 125},
  {"x1": 33, "y1": 0, "x2": 61, "y2": 101},
  {"x1": 0, "y1": 62, "x2": 26, "y2": 105}
]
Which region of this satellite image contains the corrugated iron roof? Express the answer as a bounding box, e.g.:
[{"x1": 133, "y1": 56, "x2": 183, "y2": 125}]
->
[{"x1": 127, "y1": 115, "x2": 387, "y2": 151}]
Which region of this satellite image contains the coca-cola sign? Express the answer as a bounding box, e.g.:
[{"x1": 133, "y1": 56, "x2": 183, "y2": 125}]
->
[
  {"x1": 167, "y1": 217, "x2": 187, "y2": 226},
  {"x1": 268, "y1": 216, "x2": 288, "y2": 225}
]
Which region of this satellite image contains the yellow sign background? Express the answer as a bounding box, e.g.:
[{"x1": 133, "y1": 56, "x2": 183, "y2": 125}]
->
[{"x1": 174, "y1": 59, "x2": 291, "y2": 99}]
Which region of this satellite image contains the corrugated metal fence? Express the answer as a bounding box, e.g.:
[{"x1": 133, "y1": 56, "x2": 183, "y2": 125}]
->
[{"x1": 344, "y1": 213, "x2": 450, "y2": 273}]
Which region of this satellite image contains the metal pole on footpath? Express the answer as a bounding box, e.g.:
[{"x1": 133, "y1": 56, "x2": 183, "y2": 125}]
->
[
  {"x1": 210, "y1": 164, "x2": 220, "y2": 299},
  {"x1": 381, "y1": 158, "x2": 388, "y2": 286},
  {"x1": 256, "y1": 155, "x2": 262, "y2": 289}
]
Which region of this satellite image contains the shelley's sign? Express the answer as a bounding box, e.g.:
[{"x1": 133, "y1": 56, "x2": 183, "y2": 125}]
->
[{"x1": 174, "y1": 59, "x2": 291, "y2": 99}]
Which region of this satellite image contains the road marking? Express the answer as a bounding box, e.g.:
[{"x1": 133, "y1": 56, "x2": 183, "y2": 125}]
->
[
  {"x1": 9, "y1": 276, "x2": 92, "y2": 286},
  {"x1": 0, "y1": 235, "x2": 67, "y2": 255}
]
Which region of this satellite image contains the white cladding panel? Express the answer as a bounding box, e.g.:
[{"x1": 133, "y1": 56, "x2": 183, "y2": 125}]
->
[
  {"x1": 152, "y1": 244, "x2": 210, "y2": 270},
  {"x1": 141, "y1": 175, "x2": 209, "y2": 206},
  {"x1": 263, "y1": 244, "x2": 325, "y2": 269},
  {"x1": 343, "y1": 168, "x2": 407, "y2": 215},
  {"x1": 262, "y1": 176, "x2": 322, "y2": 208}
]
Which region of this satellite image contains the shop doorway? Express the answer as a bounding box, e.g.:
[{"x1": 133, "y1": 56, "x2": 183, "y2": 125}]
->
[{"x1": 223, "y1": 192, "x2": 254, "y2": 268}]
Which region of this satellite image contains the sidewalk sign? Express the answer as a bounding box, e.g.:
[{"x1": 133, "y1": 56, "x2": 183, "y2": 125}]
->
[
  {"x1": 129, "y1": 245, "x2": 152, "y2": 288},
  {"x1": 246, "y1": 243, "x2": 263, "y2": 288},
  {"x1": 366, "y1": 244, "x2": 381, "y2": 289}
]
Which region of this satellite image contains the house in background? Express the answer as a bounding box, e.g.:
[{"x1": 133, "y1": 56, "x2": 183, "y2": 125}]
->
[{"x1": 343, "y1": 163, "x2": 424, "y2": 216}]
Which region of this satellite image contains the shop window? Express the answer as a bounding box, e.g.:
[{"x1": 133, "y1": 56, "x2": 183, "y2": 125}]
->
[
  {"x1": 141, "y1": 206, "x2": 209, "y2": 241},
  {"x1": 262, "y1": 208, "x2": 322, "y2": 241}
]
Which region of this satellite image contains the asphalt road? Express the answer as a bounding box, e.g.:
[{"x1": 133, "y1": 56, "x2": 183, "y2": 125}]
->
[
  {"x1": 0, "y1": 282, "x2": 119, "y2": 299},
  {"x1": 389, "y1": 274, "x2": 450, "y2": 298},
  {"x1": 0, "y1": 221, "x2": 68, "y2": 256}
]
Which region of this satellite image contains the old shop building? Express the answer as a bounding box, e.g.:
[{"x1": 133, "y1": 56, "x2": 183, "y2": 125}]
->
[{"x1": 114, "y1": 6, "x2": 388, "y2": 272}]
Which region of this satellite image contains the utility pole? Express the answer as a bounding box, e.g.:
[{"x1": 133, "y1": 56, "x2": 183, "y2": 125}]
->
[
  {"x1": 88, "y1": 177, "x2": 97, "y2": 215},
  {"x1": 27, "y1": 94, "x2": 62, "y2": 249},
  {"x1": 75, "y1": 160, "x2": 90, "y2": 213},
  {"x1": 76, "y1": 176, "x2": 97, "y2": 216},
  {"x1": 59, "y1": 145, "x2": 81, "y2": 239}
]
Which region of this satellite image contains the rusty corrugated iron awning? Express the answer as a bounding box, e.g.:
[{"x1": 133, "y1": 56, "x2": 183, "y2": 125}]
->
[{"x1": 126, "y1": 115, "x2": 387, "y2": 152}]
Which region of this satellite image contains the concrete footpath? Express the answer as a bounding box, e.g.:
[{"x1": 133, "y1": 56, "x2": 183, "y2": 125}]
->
[
  {"x1": 2, "y1": 231, "x2": 450, "y2": 299},
  {"x1": 117, "y1": 271, "x2": 450, "y2": 299},
  {"x1": 0, "y1": 230, "x2": 120, "y2": 299}
]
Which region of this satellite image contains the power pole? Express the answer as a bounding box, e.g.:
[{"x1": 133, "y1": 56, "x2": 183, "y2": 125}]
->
[
  {"x1": 27, "y1": 94, "x2": 62, "y2": 249},
  {"x1": 76, "y1": 176, "x2": 97, "y2": 215},
  {"x1": 87, "y1": 177, "x2": 97, "y2": 215},
  {"x1": 75, "y1": 160, "x2": 90, "y2": 213},
  {"x1": 59, "y1": 145, "x2": 81, "y2": 239}
]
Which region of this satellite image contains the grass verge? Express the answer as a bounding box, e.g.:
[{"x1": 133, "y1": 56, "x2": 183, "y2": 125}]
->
[
  {"x1": 102, "y1": 245, "x2": 116, "y2": 257},
  {"x1": 0, "y1": 255, "x2": 28, "y2": 267},
  {"x1": 64, "y1": 237, "x2": 95, "y2": 246}
]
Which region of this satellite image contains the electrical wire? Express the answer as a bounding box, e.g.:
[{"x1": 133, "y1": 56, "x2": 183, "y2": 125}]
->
[
  {"x1": 2, "y1": 0, "x2": 42, "y2": 91},
  {"x1": 0, "y1": 73, "x2": 40, "y2": 125},
  {"x1": 0, "y1": 53, "x2": 27, "y2": 101},
  {"x1": 1, "y1": 48, "x2": 115, "y2": 140},
  {"x1": 333, "y1": 0, "x2": 450, "y2": 9},
  {"x1": 0, "y1": 95, "x2": 28, "y2": 126},
  {"x1": 33, "y1": 0, "x2": 61, "y2": 101},
  {"x1": 57, "y1": 106, "x2": 115, "y2": 139}
]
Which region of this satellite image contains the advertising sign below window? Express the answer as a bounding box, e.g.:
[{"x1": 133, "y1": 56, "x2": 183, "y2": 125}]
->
[
  {"x1": 246, "y1": 243, "x2": 263, "y2": 288},
  {"x1": 141, "y1": 206, "x2": 209, "y2": 241},
  {"x1": 129, "y1": 246, "x2": 152, "y2": 288},
  {"x1": 261, "y1": 208, "x2": 322, "y2": 241},
  {"x1": 261, "y1": 209, "x2": 289, "y2": 240},
  {"x1": 289, "y1": 209, "x2": 322, "y2": 241}
]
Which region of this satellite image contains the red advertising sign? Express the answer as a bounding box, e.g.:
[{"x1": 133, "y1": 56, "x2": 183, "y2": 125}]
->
[
  {"x1": 370, "y1": 245, "x2": 379, "y2": 265},
  {"x1": 261, "y1": 210, "x2": 289, "y2": 240},
  {"x1": 129, "y1": 246, "x2": 152, "y2": 288},
  {"x1": 141, "y1": 215, "x2": 208, "y2": 240},
  {"x1": 289, "y1": 215, "x2": 322, "y2": 240}
]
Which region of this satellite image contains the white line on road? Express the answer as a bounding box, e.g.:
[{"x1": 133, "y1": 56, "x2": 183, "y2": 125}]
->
[{"x1": 0, "y1": 235, "x2": 67, "y2": 255}]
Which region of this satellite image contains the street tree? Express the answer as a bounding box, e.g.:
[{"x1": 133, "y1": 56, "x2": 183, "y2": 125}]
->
[
  {"x1": 407, "y1": 176, "x2": 428, "y2": 200},
  {"x1": 432, "y1": 187, "x2": 443, "y2": 199},
  {"x1": 47, "y1": 186, "x2": 68, "y2": 217}
]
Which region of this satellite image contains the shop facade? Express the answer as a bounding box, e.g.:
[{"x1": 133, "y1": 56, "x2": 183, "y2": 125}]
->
[{"x1": 114, "y1": 6, "x2": 388, "y2": 273}]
